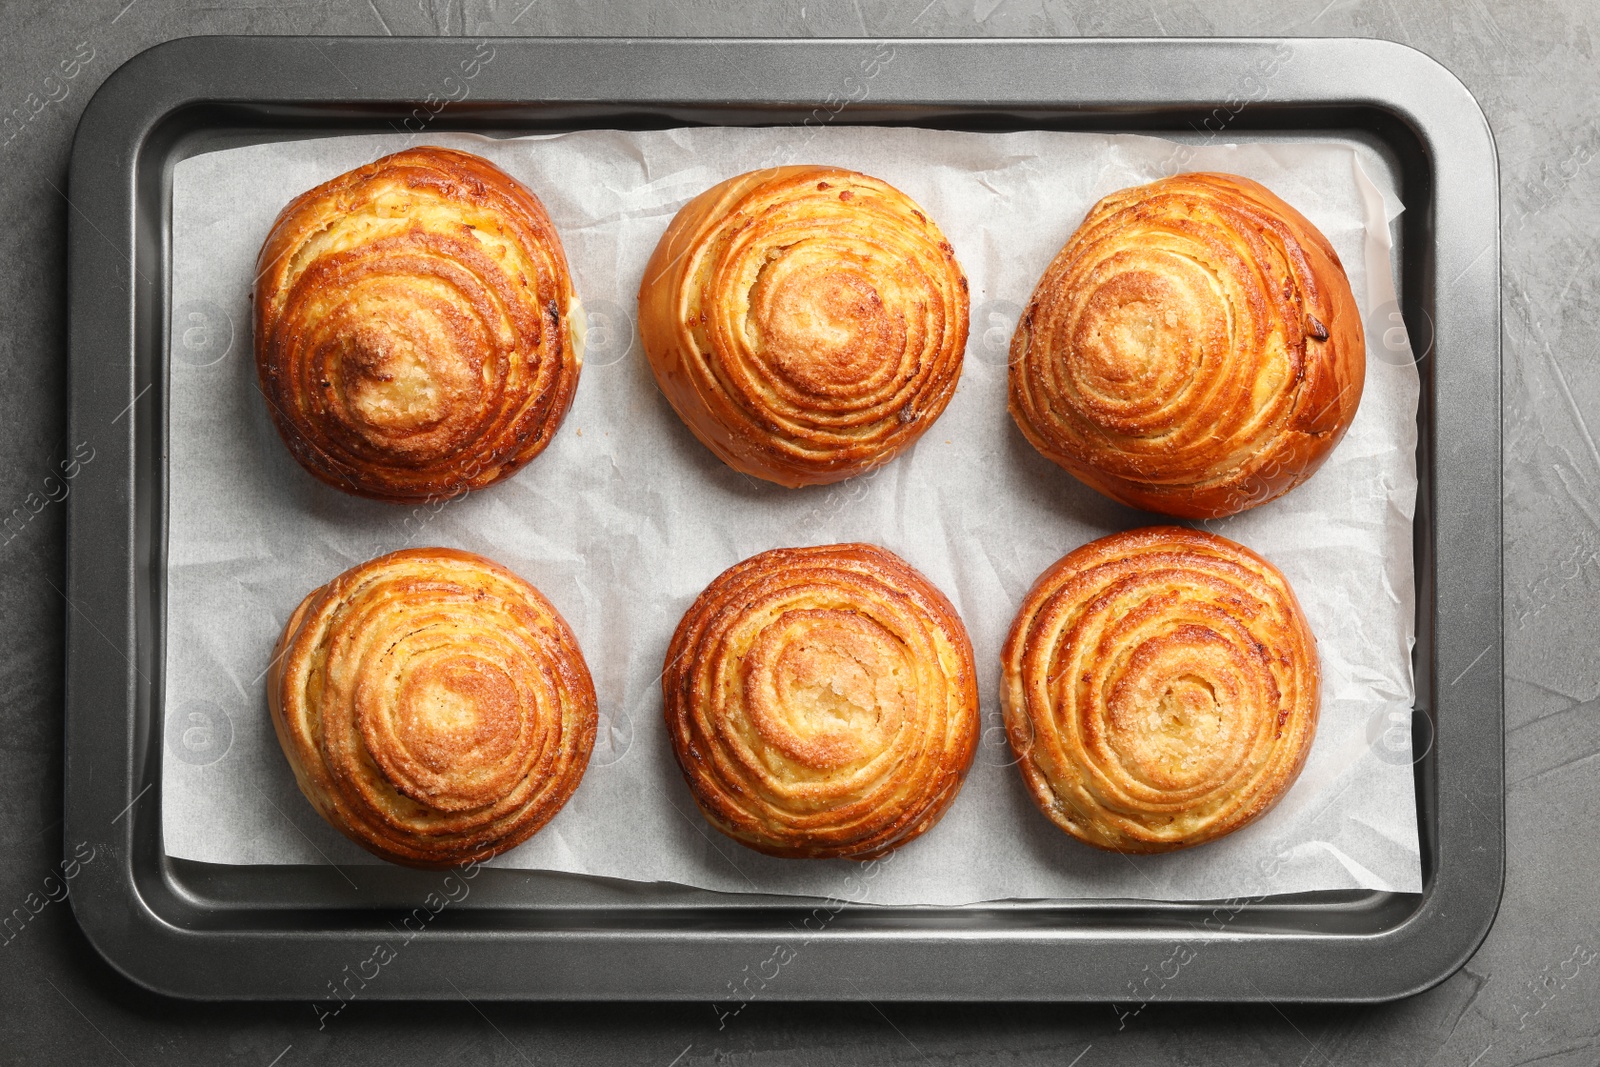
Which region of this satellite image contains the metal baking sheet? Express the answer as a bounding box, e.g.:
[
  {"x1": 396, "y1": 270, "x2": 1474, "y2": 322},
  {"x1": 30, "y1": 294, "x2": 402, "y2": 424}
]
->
[{"x1": 63, "y1": 35, "x2": 1501, "y2": 1001}]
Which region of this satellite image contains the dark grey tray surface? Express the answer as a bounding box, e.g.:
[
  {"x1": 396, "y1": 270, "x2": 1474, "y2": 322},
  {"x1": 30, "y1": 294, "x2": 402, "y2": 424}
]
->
[{"x1": 64, "y1": 34, "x2": 1501, "y2": 1001}]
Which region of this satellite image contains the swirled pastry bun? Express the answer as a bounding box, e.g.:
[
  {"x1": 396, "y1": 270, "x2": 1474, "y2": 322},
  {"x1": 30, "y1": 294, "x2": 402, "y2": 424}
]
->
[
  {"x1": 1002, "y1": 527, "x2": 1319, "y2": 852},
  {"x1": 267, "y1": 548, "x2": 596, "y2": 868},
  {"x1": 664, "y1": 543, "x2": 979, "y2": 858},
  {"x1": 639, "y1": 166, "x2": 969, "y2": 487},
  {"x1": 1010, "y1": 172, "x2": 1364, "y2": 518},
  {"x1": 255, "y1": 146, "x2": 582, "y2": 503}
]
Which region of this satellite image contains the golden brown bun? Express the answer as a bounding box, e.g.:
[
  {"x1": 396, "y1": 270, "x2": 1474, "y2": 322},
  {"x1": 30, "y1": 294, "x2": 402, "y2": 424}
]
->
[
  {"x1": 1002, "y1": 527, "x2": 1319, "y2": 852},
  {"x1": 1009, "y1": 172, "x2": 1364, "y2": 519},
  {"x1": 267, "y1": 548, "x2": 596, "y2": 868},
  {"x1": 255, "y1": 146, "x2": 581, "y2": 503},
  {"x1": 639, "y1": 166, "x2": 969, "y2": 487},
  {"x1": 664, "y1": 543, "x2": 979, "y2": 858}
]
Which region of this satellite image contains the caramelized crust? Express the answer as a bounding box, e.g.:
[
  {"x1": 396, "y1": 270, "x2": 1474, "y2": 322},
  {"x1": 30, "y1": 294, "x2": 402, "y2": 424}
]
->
[
  {"x1": 1002, "y1": 527, "x2": 1319, "y2": 852},
  {"x1": 267, "y1": 548, "x2": 597, "y2": 868},
  {"x1": 255, "y1": 146, "x2": 581, "y2": 502},
  {"x1": 1009, "y1": 172, "x2": 1364, "y2": 518},
  {"x1": 639, "y1": 166, "x2": 969, "y2": 487},
  {"x1": 664, "y1": 543, "x2": 979, "y2": 859}
]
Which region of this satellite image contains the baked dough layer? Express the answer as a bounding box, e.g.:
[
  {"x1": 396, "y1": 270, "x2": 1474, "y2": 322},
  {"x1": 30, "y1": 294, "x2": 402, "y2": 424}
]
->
[
  {"x1": 268, "y1": 547, "x2": 596, "y2": 868},
  {"x1": 1002, "y1": 526, "x2": 1319, "y2": 852},
  {"x1": 640, "y1": 166, "x2": 969, "y2": 487},
  {"x1": 255, "y1": 146, "x2": 581, "y2": 502},
  {"x1": 664, "y1": 543, "x2": 979, "y2": 858},
  {"x1": 1010, "y1": 172, "x2": 1364, "y2": 518}
]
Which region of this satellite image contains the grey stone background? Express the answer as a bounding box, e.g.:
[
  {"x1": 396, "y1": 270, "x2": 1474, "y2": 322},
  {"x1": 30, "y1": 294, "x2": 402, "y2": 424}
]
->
[{"x1": 0, "y1": 0, "x2": 1594, "y2": 1063}]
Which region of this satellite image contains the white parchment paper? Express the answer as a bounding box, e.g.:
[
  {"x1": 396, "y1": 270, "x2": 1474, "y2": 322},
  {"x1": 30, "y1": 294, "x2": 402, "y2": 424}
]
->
[{"x1": 163, "y1": 127, "x2": 1421, "y2": 904}]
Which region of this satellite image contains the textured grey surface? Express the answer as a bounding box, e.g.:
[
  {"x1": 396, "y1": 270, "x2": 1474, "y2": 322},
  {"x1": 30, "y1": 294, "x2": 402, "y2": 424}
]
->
[{"x1": 0, "y1": 0, "x2": 1593, "y2": 1064}]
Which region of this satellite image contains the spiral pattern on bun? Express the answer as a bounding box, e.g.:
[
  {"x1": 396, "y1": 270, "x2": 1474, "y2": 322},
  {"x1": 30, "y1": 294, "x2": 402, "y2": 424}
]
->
[
  {"x1": 255, "y1": 146, "x2": 582, "y2": 503},
  {"x1": 268, "y1": 548, "x2": 596, "y2": 868},
  {"x1": 639, "y1": 166, "x2": 969, "y2": 487},
  {"x1": 1010, "y1": 172, "x2": 1364, "y2": 518},
  {"x1": 1002, "y1": 527, "x2": 1319, "y2": 852},
  {"x1": 664, "y1": 543, "x2": 979, "y2": 858}
]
